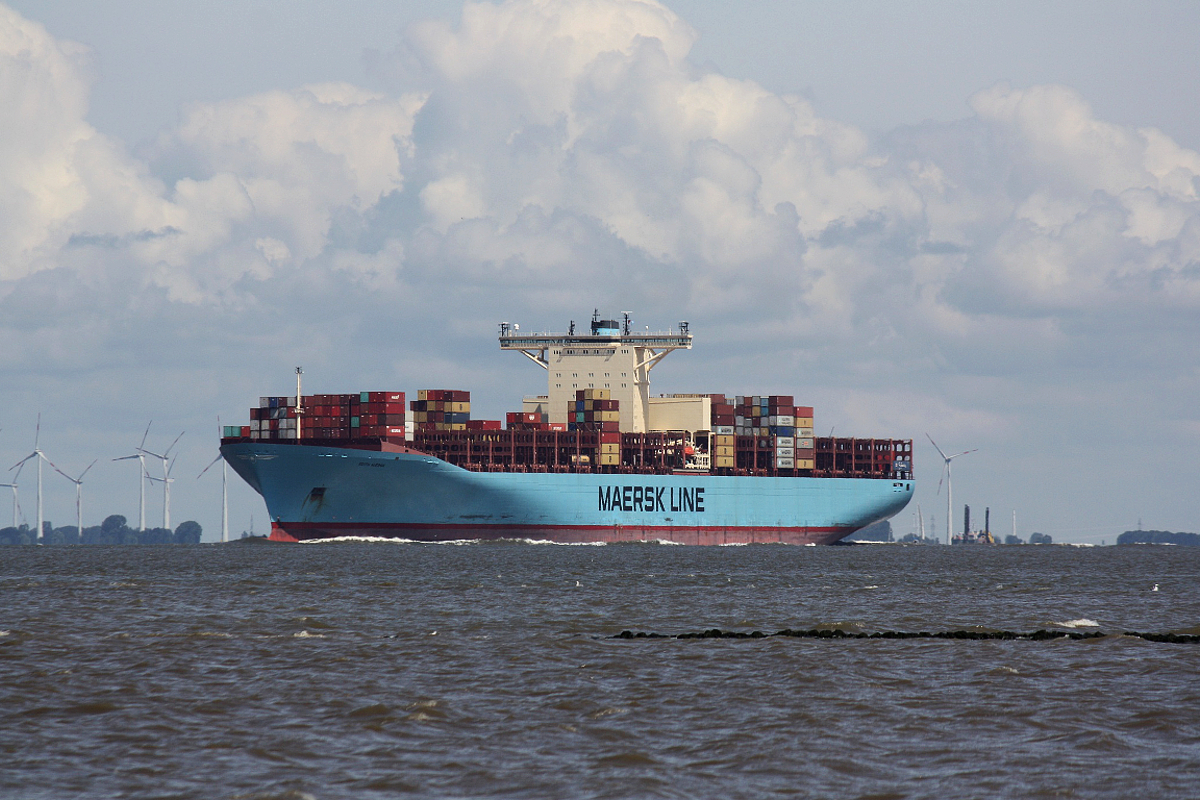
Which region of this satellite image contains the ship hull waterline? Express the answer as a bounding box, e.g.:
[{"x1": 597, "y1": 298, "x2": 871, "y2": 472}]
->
[{"x1": 223, "y1": 442, "x2": 915, "y2": 545}]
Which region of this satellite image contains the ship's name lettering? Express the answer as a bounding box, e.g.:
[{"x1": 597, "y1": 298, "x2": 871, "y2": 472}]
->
[{"x1": 598, "y1": 485, "x2": 705, "y2": 513}]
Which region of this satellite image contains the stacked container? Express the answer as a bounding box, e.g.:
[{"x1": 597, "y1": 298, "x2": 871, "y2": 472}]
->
[
  {"x1": 353, "y1": 392, "x2": 406, "y2": 440},
  {"x1": 709, "y1": 394, "x2": 736, "y2": 435},
  {"x1": 792, "y1": 405, "x2": 815, "y2": 469},
  {"x1": 567, "y1": 389, "x2": 619, "y2": 432},
  {"x1": 722, "y1": 395, "x2": 816, "y2": 471},
  {"x1": 506, "y1": 411, "x2": 549, "y2": 430},
  {"x1": 248, "y1": 396, "x2": 299, "y2": 440},
  {"x1": 243, "y1": 392, "x2": 407, "y2": 442},
  {"x1": 411, "y1": 390, "x2": 470, "y2": 431}
]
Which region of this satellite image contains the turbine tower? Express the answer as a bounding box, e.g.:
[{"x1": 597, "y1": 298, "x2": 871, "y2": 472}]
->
[
  {"x1": 11, "y1": 415, "x2": 51, "y2": 543},
  {"x1": 198, "y1": 454, "x2": 229, "y2": 543},
  {"x1": 114, "y1": 422, "x2": 152, "y2": 532},
  {"x1": 147, "y1": 456, "x2": 177, "y2": 530},
  {"x1": 927, "y1": 434, "x2": 977, "y2": 546},
  {"x1": 50, "y1": 459, "x2": 97, "y2": 541},
  {"x1": 0, "y1": 482, "x2": 19, "y2": 528}
]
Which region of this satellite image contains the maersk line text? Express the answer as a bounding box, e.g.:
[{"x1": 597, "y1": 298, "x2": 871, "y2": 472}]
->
[{"x1": 598, "y1": 485, "x2": 705, "y2": 513}]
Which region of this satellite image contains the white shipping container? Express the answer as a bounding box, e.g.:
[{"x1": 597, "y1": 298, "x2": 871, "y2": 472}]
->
[
  {"x1": 735, "y1": 416, "x2": 746, "y2": 427},
  {"x1": 775, "y1": 457, "x2": 794, "y2": 468},
  {"x1": 281, "y1": 429, "x2": 298, "y2": 439},
  {"x1": 281, "y1": 418, "x2": 296, "y2": 430},
  {"x1": 287, "y1": 396, "x2": 298, "y2": 407},
  {"x1": 249, "y1": 420, "x2": 261, "y2": 432},
  {"x1": 797, "y1": 438, "x2": 814, "y2": 449},
  {"x1": 796, "y1": 428, "x2": 815, "y2": 438},
  {"x1": 776, "y1": 415, "x2": 795, "y2": 426},
  {"x1": 260, "y1": 396, "x2": 270, "y2": 408},
  {"x1": 775, "y1": 436, "x2": 794, "y2": 447},
  {"x1": 775, "y1": 447, "x2": 794, "y2": 458},
  {"x1": 714, "y1": 425, "x2": 734, "y2": 435}
]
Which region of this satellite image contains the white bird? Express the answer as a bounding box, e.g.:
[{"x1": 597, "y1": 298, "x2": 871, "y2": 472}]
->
[{"x1": 1152, "y1": 584, "x2": 1159, "y2": 592}]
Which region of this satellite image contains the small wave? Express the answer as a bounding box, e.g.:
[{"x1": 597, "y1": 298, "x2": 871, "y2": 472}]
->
[
  {"x1": 301, "y1": 536, "x2": 424, "y2": 544},
  {"x1": 862, "y1": 585, "x2": 880, "y2": 590},
  {"x1": 293, "y1": 630, "x2": 325, "y2": 638},
  {"x1": 0, "y1": 630, "x2": 10, "y2": 637},
  {"x1": 1056, "y1": 619, "x2": 1101, "y2": 628},
  {"x1": 513, "y1": 538, "x2": 606, "y2": 546},
  {"x1": 589, "y1": 706, "x2": 630, "y2": 719}
]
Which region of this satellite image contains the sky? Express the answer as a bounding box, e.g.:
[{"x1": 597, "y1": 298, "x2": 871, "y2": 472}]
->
[{"x1": 1, "y1": 0, "x2": 1198, "y2": 544}]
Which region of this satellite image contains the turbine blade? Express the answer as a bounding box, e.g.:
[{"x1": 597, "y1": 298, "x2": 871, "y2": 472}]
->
[
  {"x1": 197, "y1": 453, "x2": 222, "y2": 479},
  {"x1": 34, "y1": 413, "x2": 41, "y2": 449},
  {"x1": 164, "y1": 432, "x2": 184, "y2": 458},
  {"x1": 10, "y1": 452, "x2": 36, "y2": 473},
  {"x1": 139, "y1": 421, "x2": 152, "y2": 451},
  {"x1": 79, "y1": 459, "x2": 98, "y2": 480},
  {"x1": 925, "y1": 433, "x2": 948, "y2": 460},
  {"x1": 947, "y1": 448, "x2": 979, "y2": 460},
  {"x1": 46, "y1": 458, "x2": 73, "y2": 482}
]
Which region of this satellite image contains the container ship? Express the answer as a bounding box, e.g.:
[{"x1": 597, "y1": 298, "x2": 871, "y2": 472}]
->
[{"x1": 220, "y1": 313, "x2": 915, "y2": 544}]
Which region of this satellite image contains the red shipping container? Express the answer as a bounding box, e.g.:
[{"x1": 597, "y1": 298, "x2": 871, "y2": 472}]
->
[
  {"x1": 240, "y1": 426, "x2": 251, "y2": 437},
  {"x1": 385, "y1": 426, "x2": 405, "y2": 436},
  {"x1": 794, "y1": 406, "x2": 814, "y2": 418},
  {"x1": 599, "y1": 432, "x2": 621, "y2": 443},
  {"x1": 548, "y1": 422, "x2": 567, "y2": 431}
]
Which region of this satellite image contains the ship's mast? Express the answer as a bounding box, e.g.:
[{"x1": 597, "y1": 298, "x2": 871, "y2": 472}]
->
[
  {"x1": 499, "y1": 313, "x2": 692, "y2": 432},
  {"x1": 295, "y1": 367, "x2": 303, "y2": 441}
]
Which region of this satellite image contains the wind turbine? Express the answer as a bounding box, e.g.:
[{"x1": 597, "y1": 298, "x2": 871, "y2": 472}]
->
[
  {"x1": 50, "y1": 459, "x2": 97, "y2": 541},
  {"x1": 927, "y1": 434, "x2": 977, "y2": 545},
  {"x1": 10, "y1": 415, "x2": 51, "y2": 543},
  {"x1": 142, "y1": 431, "x2": 183, "y2": 530},
  {"x1": 114, "y1": 422, "x2": 152, "y2": 532},
  {"x1": 147, "y1": 456, "x2": 178, "y2": 530},
  {"x1": 198, "y1": 453, "x2": 229, "y2": 544},
  {"x1": 0, "y1": 482, "x2": 20, "y2": 528}
]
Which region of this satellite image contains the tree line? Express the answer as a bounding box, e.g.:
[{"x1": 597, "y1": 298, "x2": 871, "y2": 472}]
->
[
  {"x1": 0, "y1": 515, "x2": 202, "y2": 546},
  {"x1": 1117, "y1": 529, "x2": 1200, "y2": 546}
]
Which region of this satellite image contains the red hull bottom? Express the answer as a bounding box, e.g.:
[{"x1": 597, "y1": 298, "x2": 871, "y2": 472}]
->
[{"x1": 269, "y1": 522, "x2": 855, "y2": 546}]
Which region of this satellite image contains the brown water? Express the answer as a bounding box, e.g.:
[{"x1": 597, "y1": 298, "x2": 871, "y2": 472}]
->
[{"x1": 2, "y1": 542, "x2": 1198, "y2": 799}]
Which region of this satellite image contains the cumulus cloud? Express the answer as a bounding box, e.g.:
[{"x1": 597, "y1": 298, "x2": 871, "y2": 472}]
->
[{"x1": 7, "y1": 0, "x2": 1197, "y2": 335}]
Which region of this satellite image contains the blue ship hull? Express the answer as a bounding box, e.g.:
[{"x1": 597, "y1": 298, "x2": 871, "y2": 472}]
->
[{"x1": 223, "y1": 442, "x2": 914, "y2": 544}]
